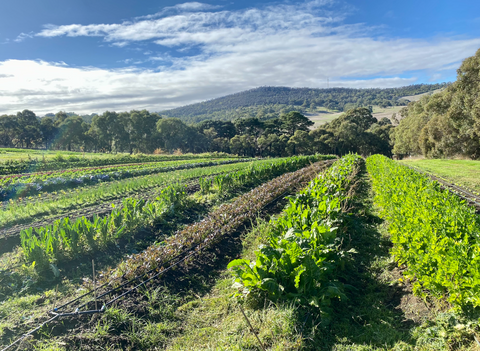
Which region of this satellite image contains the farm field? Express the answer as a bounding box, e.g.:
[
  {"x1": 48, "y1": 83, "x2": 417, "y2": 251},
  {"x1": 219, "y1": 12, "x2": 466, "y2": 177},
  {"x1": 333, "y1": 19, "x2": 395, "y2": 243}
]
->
[
  {"x1": 306, "y1": 105, "x2": 404, "y2": 127},
  {"x1": 0, "y1": 154, "x2": 336, "y2": 349},
  {"x1": 399, "y1": 88, "x2": 444, "y2": 102},
  {"x1": 401, "y1": 158, "x2": 480, "y2": 192},
  {"x1": 0, "y1": 149, "x2": 237, "y2": 175},
  {"x1": 2, "y1": 153, "x2": 480, "y2": 351},
  {"x1": 0, "y1": 148, "x2": 115, "y2": 161}
]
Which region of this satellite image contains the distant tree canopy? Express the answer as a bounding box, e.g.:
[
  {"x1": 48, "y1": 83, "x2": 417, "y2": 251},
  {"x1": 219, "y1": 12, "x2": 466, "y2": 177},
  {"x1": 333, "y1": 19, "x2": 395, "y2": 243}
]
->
[
  {"x1": 2, "y1": 82, "x2": 463, "y2": 158},
  {"x1": 0, "y1": 108, "x2": 394, "y2": 158},
  {"x1": 160, "y1": 84, "x2": 447, "y2": 124},
  {"x1": 393, "y1": 48, "x2": 480, "y2": 159}
]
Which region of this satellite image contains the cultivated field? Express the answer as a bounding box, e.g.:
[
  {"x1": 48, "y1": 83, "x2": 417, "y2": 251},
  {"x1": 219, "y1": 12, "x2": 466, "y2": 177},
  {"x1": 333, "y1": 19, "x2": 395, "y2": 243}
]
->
[
  {"x1": 0, "y1": 148, "x2": 117, "y2": 161},
  {"x1": 1, "y1": 152, "x2": 480, "y2": 350},
  {"x1": 306, "y1": 105, "x2": 404, "y2": 127}
]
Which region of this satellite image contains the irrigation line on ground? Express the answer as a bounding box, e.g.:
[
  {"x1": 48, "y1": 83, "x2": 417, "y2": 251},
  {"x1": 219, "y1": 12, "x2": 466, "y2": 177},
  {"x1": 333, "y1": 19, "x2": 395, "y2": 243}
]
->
[
  {"x1": 405, "y1": 164, "x2": 480, "y2": 211},
  {"x1": 1, "y1": 217, "x2": 225, "y2": 351},
  {"x1": 1, "y1": 160, "x2": 332, "y2": 351},
  {"x1": 56, "y1": 184, "x2": 292, "y2": 314},
  {"x1": 0, "y1": 167, "x2": 235, "y2": 240}
]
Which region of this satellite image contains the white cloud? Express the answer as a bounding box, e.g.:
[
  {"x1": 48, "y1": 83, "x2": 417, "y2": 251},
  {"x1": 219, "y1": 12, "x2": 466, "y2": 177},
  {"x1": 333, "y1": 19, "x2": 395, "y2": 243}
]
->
[
  {"x1": 135, "y1": 2, "x2": 222, "y2": 20},
  {"x1": 14, "y1": 32, "x2": 34, "y2": 42},
  {"x1": 173, "y1": 2, "x2": 221, "y2": 11},
  {"x1": 1, "y1": 0, "x2": 479, "y2": 115}
]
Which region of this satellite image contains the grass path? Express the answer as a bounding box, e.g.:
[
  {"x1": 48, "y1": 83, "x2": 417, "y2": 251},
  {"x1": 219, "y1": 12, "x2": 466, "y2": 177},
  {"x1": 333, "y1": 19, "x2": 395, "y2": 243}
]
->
[{"x1": 400, "y1": 158, "x2": 480, "y2": 193}]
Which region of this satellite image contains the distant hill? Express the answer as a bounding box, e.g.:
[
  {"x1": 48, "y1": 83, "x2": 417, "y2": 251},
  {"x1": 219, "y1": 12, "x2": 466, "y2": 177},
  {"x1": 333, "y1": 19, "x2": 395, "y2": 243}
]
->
[{"x1": 160, "y1": 84, "x2": 448, "y2": 124}]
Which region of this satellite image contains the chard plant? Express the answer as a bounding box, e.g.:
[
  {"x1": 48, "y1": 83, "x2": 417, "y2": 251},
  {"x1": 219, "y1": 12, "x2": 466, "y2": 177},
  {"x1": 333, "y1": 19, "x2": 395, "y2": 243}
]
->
[{"x1": 228, "y1": 154, "x2": 362, "y2": 315}]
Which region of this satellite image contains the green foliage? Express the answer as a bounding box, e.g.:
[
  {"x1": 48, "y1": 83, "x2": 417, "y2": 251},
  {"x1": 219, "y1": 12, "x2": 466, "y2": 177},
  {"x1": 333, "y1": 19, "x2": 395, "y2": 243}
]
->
[
  {"x1": 0, "y1": 152, "x2": 236, "y2": 176},
  {"x1": 198, "y1": 155, "x2": 324, "y2": 195},
  {"x1": 311, "y1": 108, "x2": 394, "y2": 156},
  {"x1": 228, "y1": 154, "x2": 362, "y2": 314},
  {"x1": 367, "y1": 155, "x2": 480, "y2": 310},
  {"x1": 161, "y1": 85, "x2": 445, "y2": 123},
  {"x1": 109, "y1": 158, "x2": 331, "y2": 281},
  {"x1": 393, "y1": 48, "x2": 480, "y2": 159},
  {"x1": 0, "y1": 159, "x2": 260, "y2": 229},
  {"x1": 19, "y1": 155, "x2": 328, "y2": 272},
  {"x1": 20, "y1": 183, "x2": 187, "y2": 267}
]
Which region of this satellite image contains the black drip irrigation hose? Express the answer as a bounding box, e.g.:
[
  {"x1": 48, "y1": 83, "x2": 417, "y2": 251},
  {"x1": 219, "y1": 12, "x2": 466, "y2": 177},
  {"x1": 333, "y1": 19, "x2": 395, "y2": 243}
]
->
[
  {"x1": 0, "y1": 242, "x2": 205, "y2": 351},
  {"x1": 0, "y1": 315, "x2": 60, "y2": 351},
  {"x1": 1, "y1": 160, "x2": 330, "y2": 351}
]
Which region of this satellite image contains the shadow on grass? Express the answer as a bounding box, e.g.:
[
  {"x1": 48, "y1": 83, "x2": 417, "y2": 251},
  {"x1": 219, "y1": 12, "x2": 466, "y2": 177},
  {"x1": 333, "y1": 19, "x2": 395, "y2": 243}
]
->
[{"x1": 297, "y1": 178, "x2": 419, "y2": 350}]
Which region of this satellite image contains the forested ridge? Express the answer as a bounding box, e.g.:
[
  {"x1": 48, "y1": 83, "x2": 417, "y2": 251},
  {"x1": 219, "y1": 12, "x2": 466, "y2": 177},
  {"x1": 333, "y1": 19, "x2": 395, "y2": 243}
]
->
[{"x1": 161, "y1": 84, "x2": 446, "y2": 123}]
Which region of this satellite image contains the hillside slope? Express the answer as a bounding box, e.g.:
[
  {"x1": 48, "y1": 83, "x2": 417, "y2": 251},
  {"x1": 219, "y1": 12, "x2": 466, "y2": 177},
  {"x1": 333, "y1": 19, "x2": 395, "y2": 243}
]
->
[{"x1": 160, "y1": 84, "x2": 447, "y2": 123}]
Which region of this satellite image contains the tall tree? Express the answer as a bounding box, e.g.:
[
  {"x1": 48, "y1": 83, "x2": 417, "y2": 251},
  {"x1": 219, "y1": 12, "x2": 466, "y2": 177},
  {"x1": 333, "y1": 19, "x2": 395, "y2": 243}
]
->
[
  {"x1": 56, "y1": 116, "x2": 86, "y2": 151},
  {"x1": 0, "y1": 115, "x2": 19, "y2": 147},
  {"x1": 16, "y1": 110, "x2": 41, "y2": 148},
  {"x1": 280, "y1": 111, "x2": 313, "y2": 137},
  {"x1": 40, "y1": 117, "x2": 58, "y2": 149}
]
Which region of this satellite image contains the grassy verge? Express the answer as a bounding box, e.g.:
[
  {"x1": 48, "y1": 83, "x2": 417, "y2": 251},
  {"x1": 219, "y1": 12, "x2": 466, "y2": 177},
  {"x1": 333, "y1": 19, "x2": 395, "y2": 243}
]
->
[{"x1": 400, "y1": 158, "x2": 480, "y2": 193}]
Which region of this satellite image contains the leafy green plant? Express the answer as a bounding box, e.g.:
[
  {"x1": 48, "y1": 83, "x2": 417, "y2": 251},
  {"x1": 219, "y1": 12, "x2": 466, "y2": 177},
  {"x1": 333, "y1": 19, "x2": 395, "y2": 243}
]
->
[
  {"x1": 18, "y1": 156, "x2": 332, "y2": 274},
  {"x1": 106, "y1": 159, "x2": 333, "y2": 281},
  {"x1": 228, "y1": 154, "x2": 362, "y2": 314},
  {"x1": 367, "y1": 155, "x2": 480, "y2": 310}
]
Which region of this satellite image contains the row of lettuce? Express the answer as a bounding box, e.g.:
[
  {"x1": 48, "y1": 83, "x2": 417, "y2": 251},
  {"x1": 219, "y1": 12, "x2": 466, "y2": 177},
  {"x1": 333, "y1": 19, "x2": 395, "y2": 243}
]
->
[
  {"x1": 20, "y1": 155, "x2": 327, "y2": 273},
  {"x1": 0, "y1": 157, "x2": 243, "y2": 201},
  {"x1": 0, "y1": 152, "x2": 236, "y2": 175},
  {"x1": 229, "y1": 154, "x2": 362, "y2": 313},
  {"x1": 367, "y1": 155, "x2": 480, "y2": 310}
]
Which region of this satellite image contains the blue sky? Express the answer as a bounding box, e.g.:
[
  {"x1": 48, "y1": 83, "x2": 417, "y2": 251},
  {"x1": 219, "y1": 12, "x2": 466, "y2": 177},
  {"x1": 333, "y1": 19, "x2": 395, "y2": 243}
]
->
[{"x1": 0, "y1": 0, "x2": 479, "y2": 115}]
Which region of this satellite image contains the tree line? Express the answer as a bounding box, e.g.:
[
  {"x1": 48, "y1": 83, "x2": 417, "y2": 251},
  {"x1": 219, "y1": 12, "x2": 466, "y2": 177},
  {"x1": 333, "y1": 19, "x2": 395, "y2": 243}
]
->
[
  {"x1": 392, "y1": 48, "x2": 480, "y2": 160},
  {"x1": 0, "y1": 108, "x2": 394, "y2": 157}
]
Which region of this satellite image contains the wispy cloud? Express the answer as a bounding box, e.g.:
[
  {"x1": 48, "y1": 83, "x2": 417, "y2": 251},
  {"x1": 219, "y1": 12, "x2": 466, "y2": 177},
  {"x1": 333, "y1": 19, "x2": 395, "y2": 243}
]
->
[
  {"x1": 15, "y1": 32, "x2": 34, "y2": 42},
  {"x1": 1, "y1": 0, "x2": 479, "y2": 115},
  {"x1": 135, "y1": 2, "x2": 223, "y2": 20}
]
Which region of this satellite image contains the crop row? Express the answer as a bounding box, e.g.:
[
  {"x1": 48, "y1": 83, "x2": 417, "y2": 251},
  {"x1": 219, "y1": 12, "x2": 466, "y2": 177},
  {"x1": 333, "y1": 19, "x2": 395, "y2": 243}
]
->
[
  {"x1": 20, "y1": 156, "x2": 328, "y2": 272},
  {"x1": 104, "y1": 159, "x2": 332, "y2": 283},
  {"x1": 0, "y1": 152, "x2": 237, "y2": 175},
  {"x1": 3, "y1": 157, "x2": 319, "y2": 241},
  {"x1": 1, "y1": 156, "x2": 328, "y2": 230},
  {"x1": 228, "y1": 154, "x2": 362, "y2": 313},
  {"x1": 367, "y1": 155, "x2": 480, "y2": 309},
  {"x1": 0, "y1": 180, "x2": 200, "y2": 241},
  {"x1": 198, "y1": 155, "x2": 328, "y2": 195},
  {"x1": 0, "y1": 157, "x2": 240, "y2": 201},
  {"x1": 0, "y1": 160, "x2": 282, "y2": 229}
]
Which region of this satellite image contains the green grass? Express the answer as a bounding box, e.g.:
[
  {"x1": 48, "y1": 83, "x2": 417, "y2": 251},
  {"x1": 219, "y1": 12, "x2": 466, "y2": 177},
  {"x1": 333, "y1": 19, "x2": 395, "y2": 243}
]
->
[
  {"x1": 400, "y1": 158, "x2": 480, "y2": 192},
  {"x1": 0, "y1": 148, "x2": 115, "y2": 161}
]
